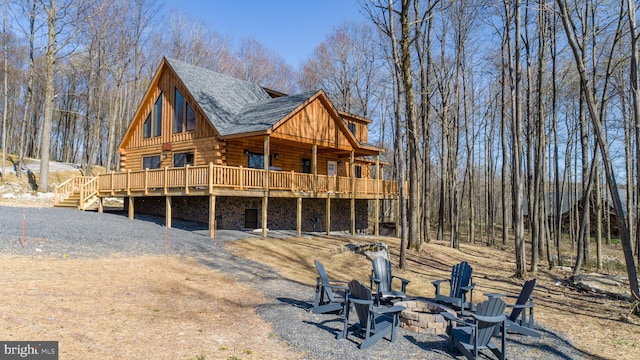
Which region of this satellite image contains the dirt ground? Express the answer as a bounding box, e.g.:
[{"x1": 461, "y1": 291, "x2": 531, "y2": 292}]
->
[
  {"x1": 0, "y1": 255, "x2": 303, "y2": 360},
  {"x1": 226, "y1": 235, "x2": 640, "y2": 360}
]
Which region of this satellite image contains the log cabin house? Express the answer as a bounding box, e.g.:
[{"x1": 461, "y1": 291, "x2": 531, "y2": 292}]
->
[{"x1": 54, "y1": 57, "x2": 398, "y2": 237}]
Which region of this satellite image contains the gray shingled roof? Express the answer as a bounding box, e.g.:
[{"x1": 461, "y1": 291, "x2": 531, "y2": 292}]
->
[{"x1": 165, "y1": 57, "x2": 315, "y2": 137}]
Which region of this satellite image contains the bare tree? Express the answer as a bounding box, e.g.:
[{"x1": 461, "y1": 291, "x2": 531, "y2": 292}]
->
[{"x1": 557, "y1": 0, "x2": 639, "y2": 299}]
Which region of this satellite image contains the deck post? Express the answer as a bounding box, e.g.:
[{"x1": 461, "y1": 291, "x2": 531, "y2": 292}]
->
[
  {"x1": 128, "y1": 196, "x2": 134, "y2": 220},
  {"x1": 326, "y1": 197, "x2": 331, "y2": 236},
  {"x1": 165, "y1": 196, "x2": 172, "y2": 228},
  {"x1": 375, "y1": 155, "x2": 380, "y2": 237},
  {"x1": 261, "y1": 196, "x2": 268, "y2": 238},
  {"x1": 110, "y1": 172, "x2": 114, "y2": 196},
  {"x1": 209, "y1": 195, "x2": 216, "y2": 238},
  {"x1": 296, "y1": 197, "x2": 302, "y2": 237},
  {"x1": 97, "y1": 197, "x2": 103, "y2": 213},
  {"x1": 208, "y1": 162, "x2": 214, "y2": 194},
  {"x1": 144, "y1": 168, "x2": 149, "y2": 195},
  {"x1": 184, "y1": 165, "x2": 190, "y2": 195},
  {"x1": 126, "y1": 169, "x2": 131, "y2": 196},
  {"x1": 350, "y1": 151, "x2": 355, "y2": 235},
  {"x1": 312, "y1": 144, "x2": 317, "y2": 193}
]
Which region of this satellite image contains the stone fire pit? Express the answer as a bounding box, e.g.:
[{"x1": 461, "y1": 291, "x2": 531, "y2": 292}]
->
[{"x1": 395, "y1": 299, "x2": 456, "y2": 335}]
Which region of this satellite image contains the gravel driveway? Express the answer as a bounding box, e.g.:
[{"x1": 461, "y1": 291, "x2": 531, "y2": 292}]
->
[{"x1": 0, "y1": 206, "x2": 598, "y2": 359}]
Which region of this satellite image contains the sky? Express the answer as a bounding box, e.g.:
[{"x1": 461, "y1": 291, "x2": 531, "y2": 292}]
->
[{"x1": 163, "y1": 0, "x2": 367, "y2": 68}]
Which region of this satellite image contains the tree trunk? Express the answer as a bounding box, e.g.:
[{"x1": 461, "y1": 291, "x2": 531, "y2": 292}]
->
[
  {"x1": 38, "y1": 0, "x2": 58, "y2": 193},
  {"x1": 557, "y1": 0, "x2": 639, "y2": 298}
]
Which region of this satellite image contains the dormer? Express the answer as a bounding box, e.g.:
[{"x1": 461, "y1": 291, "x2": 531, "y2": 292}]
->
[{"x1": 339, "y1": 111, "x2": 372, "y2": 144}]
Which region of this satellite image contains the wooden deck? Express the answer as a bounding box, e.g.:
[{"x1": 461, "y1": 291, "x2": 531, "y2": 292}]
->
[{"x1": 55, "y1": 164, "x2": 398, "y2": 208}]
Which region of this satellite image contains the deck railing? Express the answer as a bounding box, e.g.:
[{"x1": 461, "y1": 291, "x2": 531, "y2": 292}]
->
[
  {"x1": 96, "y1": 164, "x2": 398, "y2": 197},
  {"x1": 54, "y1": 176, "x2": 96, "y2": 206}
]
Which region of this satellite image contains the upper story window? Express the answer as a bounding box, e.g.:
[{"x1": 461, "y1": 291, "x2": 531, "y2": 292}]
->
[
  {"x1": 348, "y1": 122, "x2": 356, "y2": 136},
  {"x1": 173, "y1": 87, "x2": 197, "y2": 133},
  {"x1": 142, "y1": 92, "x2": 162, "y2": 139},
  {"x1": 143, "y1": 114, "x2": 152, "y2": 138},
  {"x1": 153, "y1": 93, "x2": 162, "y2": 137},
  {"x1": 354, "y1": 165, "x2": 362, "y2": 178}
]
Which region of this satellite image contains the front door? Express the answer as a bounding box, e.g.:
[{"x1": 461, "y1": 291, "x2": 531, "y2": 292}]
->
[
  {"x1": 245, "y1": 209, "x2": 258, "y2": 229},
  {"x1": 327, "y1": 161, "x2": 337, "y2": 176},
  {"x1": 327, "y1": 160, "x2": 337, "y2": 192}
]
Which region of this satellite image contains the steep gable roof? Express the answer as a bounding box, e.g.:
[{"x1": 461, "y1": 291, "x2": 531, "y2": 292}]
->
[{"x1": 165, "y1": 57, "x2": 273, "y2": 136}]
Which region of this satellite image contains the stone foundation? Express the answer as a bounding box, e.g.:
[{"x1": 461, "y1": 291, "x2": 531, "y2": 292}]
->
[{"x1": 128, "y1": 196, "x2": 370, "y2": 232}]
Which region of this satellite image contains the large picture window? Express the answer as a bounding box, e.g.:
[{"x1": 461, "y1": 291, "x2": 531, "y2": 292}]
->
[
  {"x1": 173, "y1": 88, "x2": 184, "y2": 133},
  {"x1": 173, "y1": 87, "x2": 197, "y2": 133},
  {"x1": 153, "y1": 93, "x2": 162, "y2": 137},
  {"x1": 142, "y1": 155, "x2": 161, "y2": 169}
]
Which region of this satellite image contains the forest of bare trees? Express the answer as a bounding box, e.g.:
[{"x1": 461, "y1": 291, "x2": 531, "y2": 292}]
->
[{"x1": 0, "y1": 0, "x2": 638, "y2": 302}]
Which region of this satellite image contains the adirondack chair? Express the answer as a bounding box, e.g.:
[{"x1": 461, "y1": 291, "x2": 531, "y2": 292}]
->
[
  {"x1": 337, "y1": 279, "x2": 405, "y2": 350},
  {"x1": 432, "y1": 261, "x2": 475, "y2": 315},
  {"x1": 442, "y1": 297, "x2": 508, "y2": 360},
  {"x1": 485, "y1": 278, "x2": 539, "y2": 337},
  {"x1": 312, "y1": 260, "x2": 349, "y2": 315},
  {"x1": 369, "y1": 256, "x2": 410, "y2": 305}
]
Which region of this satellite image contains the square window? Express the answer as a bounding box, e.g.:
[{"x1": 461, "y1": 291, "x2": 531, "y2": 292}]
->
[
  {"x1": 143, "y1": 155, "x2": 161, "y2": 169},
  {"x1": 173, "y1": 152, "x2": 194, "y2": 167}
]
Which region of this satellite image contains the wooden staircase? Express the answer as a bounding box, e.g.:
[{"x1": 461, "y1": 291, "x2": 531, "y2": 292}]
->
[{"x1": 54, "y1": 176, "x2": 100, "y2": 210}]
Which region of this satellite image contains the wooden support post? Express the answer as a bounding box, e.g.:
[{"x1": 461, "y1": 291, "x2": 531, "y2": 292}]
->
[
  {"x1": 98, "y1": 197, "x2": 103, "y2": 213},
  {"x1": 312, "y1": 144, "x2": 318, "y2": 193},
  {"x1": 209, "y1": 195, "x2": 216, "y2": 238},
  {"x1": 350, "y1": 151, "x2": 355, "y2": 235},
  {"x1": 166, "y1": 196, "x2": 172, "y2": 228},
  {"x1": 126, "y1": 169, "x2": 131, "y2": 196},
  {"x1": 144, "y1": 168, "x2": 149, "y2": 195},
  {"x1": 375, "y1": 155, "x2": 380, "y2": 237},
  {"x1": 184, "y1": 165, "x2": 190, "y2": 195},
  {"x1": 264, "y1": 135, "x2": 270, "y2": 190},
  {"x1": 208, "y1": 162, "x2": 214, "y2": 194},
  {"x1": 375, "y1": 198, "x2": 380, "y2": 237},
  {"x1": 326, "y1": 197, "x2": 331, "y2": 236},
  {"x1": 128, "y1": 196, "x2": 134, "y2": 220},
  {"x1": 351, "y1": 198, "x2": 356, "y2": 235},
  {"x1": 297, "y1": 197, "x2": 302, "y2": 237},
  {"x1": 262, "y1": 196, "x2": 268, "y2": 238}
]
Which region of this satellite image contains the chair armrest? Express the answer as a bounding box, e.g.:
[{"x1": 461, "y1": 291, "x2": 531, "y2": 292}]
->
[
  {"x1": 329, "y1": 279, "x2": 349, "y2": 284},
  {"x1": 460, "y1": 284, "x2": 475, "y2": 292},
  {"x1": 441, "y1": 312, "x2": 475, "y2": 327},
  {"x1": 473, "y1": 314, "x2": 507, "y2": 324},
  {"x1": 373, "y1": 305, "x2": 405, "y2": 315},
  {"x1": 347, "y1": 296, "x2": 373, "y2": 306},
  {"x1": 432, "y1": 279, "x2": 449, "y2": 296},
  {"x1": 506, "y1": 302, "x2": 533, "y2": 309},
  {"x1": 484, "y1": 292, "x2": 513, "y2": 299}
]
